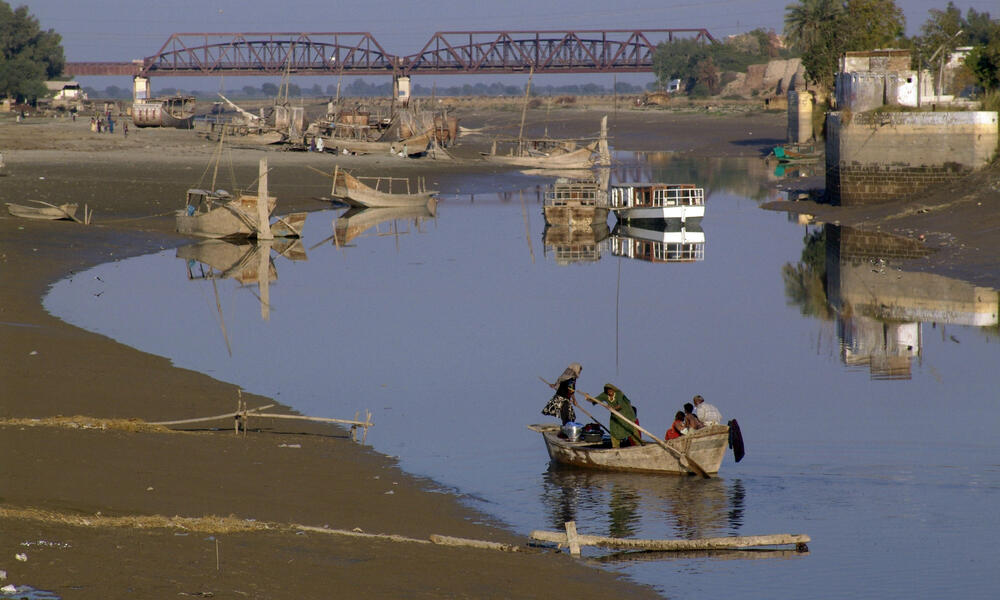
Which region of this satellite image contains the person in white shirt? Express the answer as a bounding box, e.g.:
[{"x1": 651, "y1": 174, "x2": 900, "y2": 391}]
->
[{"x1": 692, "y1": 394, "x2": 722, "y2": 425}]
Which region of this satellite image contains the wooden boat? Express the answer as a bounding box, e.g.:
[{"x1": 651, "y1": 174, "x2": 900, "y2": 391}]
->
[
  {"x1": 7, "y1": 201, "x2": 79, "y2": 221},
  {"x1": 327, "y1": 130, "x2": 432, "y2": 157},
  {"x1": 610, "y1": 183, "x2": 705, "y2": 224},
  {"x1": 484, "y1": 141, "x2": 598, "y2": 169},
  {"x1": 132, "y1": 95, "x2": 196, "y2": 129},
  {"x1": 330, "y1": 169, "x2": 437, "y2": 209},
  {"x1": 527, "y1": 423, "x2": 730, "y2": 475},
  {"x1": 176, "y1": 158, "x2": 305, "y2": 239},
  {"x1": 543, "y1": 177, "x2": 609, "y2": 227},
  {"x1": 772, "y1": 143, "x2": 821, "y2": 162},
  {"x1": 610, "y1": 220, "x2": 705, "y2": 263},
  {"x1": 176, "y1": 188, "x2": 276, "y2": 239}
]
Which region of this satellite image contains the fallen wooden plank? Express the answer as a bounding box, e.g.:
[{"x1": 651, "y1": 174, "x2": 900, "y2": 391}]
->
[
  {"x1": 429, "y1": 535, "x2": 521, "y2": 553},
  {"x1": 531, "y1": 525, "x2": 810, "y2": 554}
]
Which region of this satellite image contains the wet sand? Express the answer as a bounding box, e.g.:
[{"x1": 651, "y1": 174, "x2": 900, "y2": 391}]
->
[{"x1": 1, "y1": 105, "x2": 995, "y2": 597}]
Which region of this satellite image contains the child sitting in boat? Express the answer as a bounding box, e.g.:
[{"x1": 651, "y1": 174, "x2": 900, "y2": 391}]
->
[{"x1": 665, "y1": 411, "x2": 686, "y2": 440}]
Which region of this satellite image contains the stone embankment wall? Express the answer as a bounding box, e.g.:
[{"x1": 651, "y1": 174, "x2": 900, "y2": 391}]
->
[{"x1": 825, "y1": 111, "x2": 998, "y2": 205}]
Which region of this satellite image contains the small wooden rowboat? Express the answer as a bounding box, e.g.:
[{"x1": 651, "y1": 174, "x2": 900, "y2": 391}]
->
[
  {"x1": 527, "y1": 423, "x2": 730, "y2": 475},
  {"x1": 331, "y1": 169, "x2": 437, "y2": 208},
  {"x1": 6, "y1": 201, "x2": 79, "y2": 221}
]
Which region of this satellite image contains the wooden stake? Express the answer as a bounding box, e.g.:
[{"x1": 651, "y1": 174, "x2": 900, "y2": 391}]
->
[{"x1": 565, "y1": 521, "x2": 581, "y2": 556}]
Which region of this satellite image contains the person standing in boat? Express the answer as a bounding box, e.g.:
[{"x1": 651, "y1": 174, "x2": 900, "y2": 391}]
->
[
  {"x1": 693, "y1": 394, "x2": 722, "y2": 425},
  {"x1": 595, "y1": 383, "x2": 640, "y2": 448},
  {"x1": 542, "y1": 363, "x2": 582, "y2": 425}
]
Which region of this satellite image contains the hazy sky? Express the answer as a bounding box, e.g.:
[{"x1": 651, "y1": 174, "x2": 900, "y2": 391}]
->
[{"x1": 21, "y1": 0, "x2": 989, "y2": 89}]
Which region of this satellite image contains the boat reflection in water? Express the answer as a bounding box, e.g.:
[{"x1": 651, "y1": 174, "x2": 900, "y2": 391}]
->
[
  {"x1": 610, "y1": 219, "x2": 705, "y2": 263},
  {"x1": 787, "y1": 225, "x2": 999, "y2": 380},
  {"x1": 541, "y1": 223, "x2": 610, "y2": 265},
  {"x1": 542, "y1": 219, "x2": 705, "y2": 265},
  {"x1": 330, "y1": 200, "x2": 437, "y2": 248},
  {"x1": 176, "y1": 237, "x2": 307, "y2": 323},
  {"x1": 540, "y1": 466, "x2": 744, "y2": 544}
]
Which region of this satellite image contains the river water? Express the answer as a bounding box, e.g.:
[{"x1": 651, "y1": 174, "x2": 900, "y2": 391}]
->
[{"x1": 44, "y1": 154, "x2": 1000, "y2": 598}]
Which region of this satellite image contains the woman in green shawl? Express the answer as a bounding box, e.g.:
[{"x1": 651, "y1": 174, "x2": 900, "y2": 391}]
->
[{"x1": 593, "y1": 383, "x2": 639, "y2": 448}]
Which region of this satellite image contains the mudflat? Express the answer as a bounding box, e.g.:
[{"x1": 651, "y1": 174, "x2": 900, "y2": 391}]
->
[{"x1": 1, "y1": 104, "x2": 995, "y2": 598}]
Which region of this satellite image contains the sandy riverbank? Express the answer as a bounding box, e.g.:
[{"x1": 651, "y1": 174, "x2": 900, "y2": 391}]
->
[{"x1": 1, "y1": 105, "x2": 996, "y2": 598}]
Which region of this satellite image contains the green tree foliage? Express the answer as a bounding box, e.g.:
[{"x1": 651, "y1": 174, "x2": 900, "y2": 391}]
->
[
  {"x1": 781, "y1": 229, "x2": 833, "y2": 320},
  {"x1": 915, "y1": 2, "x2": 1000, "y2": 92},
  {"x1": 784, "y1": 0, "x2": 905, "y2": 90},
  {"x1": 0, "y1": 2, "x2": 64, "y2": 101},
  {"x1": 652, "y1": 29, "x2": 786, "y2": 93}
]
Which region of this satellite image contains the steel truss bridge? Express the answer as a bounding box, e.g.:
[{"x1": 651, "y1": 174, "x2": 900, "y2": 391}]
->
[{"x1": 66, "y1": 29, "x2": 716, "y2": 78}]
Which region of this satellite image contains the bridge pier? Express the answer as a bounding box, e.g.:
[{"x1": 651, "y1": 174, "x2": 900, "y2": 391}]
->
[{"x1": 393, "y1": 75, "x2": 411, "y2": 107}]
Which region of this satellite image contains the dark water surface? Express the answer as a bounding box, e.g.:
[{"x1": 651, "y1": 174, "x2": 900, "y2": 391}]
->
[{"x1": 45, "y1": 155, "x2": 1000, "y2": 598}]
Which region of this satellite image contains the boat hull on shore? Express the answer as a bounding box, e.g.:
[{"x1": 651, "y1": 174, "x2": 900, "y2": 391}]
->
[
  {"x1": 528, "y1": 423, "x2": 729, "y2": 475},
  {"x1": 332, "y1": 170, "x2": 437, "y2": 208},
  {"x1": 7, "y1": 202, "x2": 78, "y2": 221}
]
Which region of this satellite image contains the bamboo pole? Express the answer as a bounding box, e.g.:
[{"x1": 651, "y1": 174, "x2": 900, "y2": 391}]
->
[
  {"x1": 577, "y1": 389, "x2": 710, "y2": 478},
  {"x1": 531, "y1": 528, "x2": 811, "y2": 553}
]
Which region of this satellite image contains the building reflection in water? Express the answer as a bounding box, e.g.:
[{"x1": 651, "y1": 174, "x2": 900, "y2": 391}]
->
[
  {"x1": 540, "y1": 466, "x2": 742, "y2": 541},
  {"x1": 784, "y1": 225, "x2": 999, "y2": 379}
]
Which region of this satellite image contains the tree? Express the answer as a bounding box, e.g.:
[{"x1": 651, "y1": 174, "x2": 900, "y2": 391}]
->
[
  {"x1": 914, "y1": 3, "x2": 1000, "y2": 92},
  {"x1": 652, "y1": 34, "x2": 779, "y2": 92},
  {"x1": 0, "y1": 2, "x2": 65, "y2": 101},
  {"x1": 784, "y1": 0, "x2": 905, "y2": 90}
]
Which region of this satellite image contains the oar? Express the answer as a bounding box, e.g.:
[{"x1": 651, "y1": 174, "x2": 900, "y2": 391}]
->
[
  {"x1": 538, "y1": 376, "x2": 611, "y2": 437},
  {"x1": 576, "y1": 389, "x2": 711, "y2": 479}
]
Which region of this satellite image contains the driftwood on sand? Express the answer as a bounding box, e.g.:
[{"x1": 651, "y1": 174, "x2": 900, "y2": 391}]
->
[{"x1": 532, "y1": 520, "x2": 811, "y2": 556}]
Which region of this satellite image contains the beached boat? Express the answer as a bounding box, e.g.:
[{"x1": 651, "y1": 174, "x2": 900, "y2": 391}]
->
[
  {"x1": 610, "y1": 220, "x2": 705, "y2": 263},
  {"x1": 132, "y1": 95, "x2": 196, "y2": 129},
  {"x1": 176, "y1": 158, "x2": 305, "y2": 239},
  {"x1": 484, "y1": 142, "x2": 599, "y2": 169},
  {"x1": 329, "y1": 131, "x2": 433, "y2": 157},
  {"x1": 330, "y1": 168, "x2": 437, "y2": 208},
  {"x1": 176, "y1": 188, "x2": 275, "y2": 238},
  {"x1": 527, "y1": 423, "x2": 730, "y2": 475},
  {"x1": 772, "y1": 143, "x2": 821, "y2": 162},
  {"x1": 6, "y1": 201, "x2": 79, "y2": 221},
  {"x1": 610, "y1": 183, "x2": 705, "y2": 224},
  {"x1": 543, "y1": 177, "x2": 609, "y2": 227}
]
